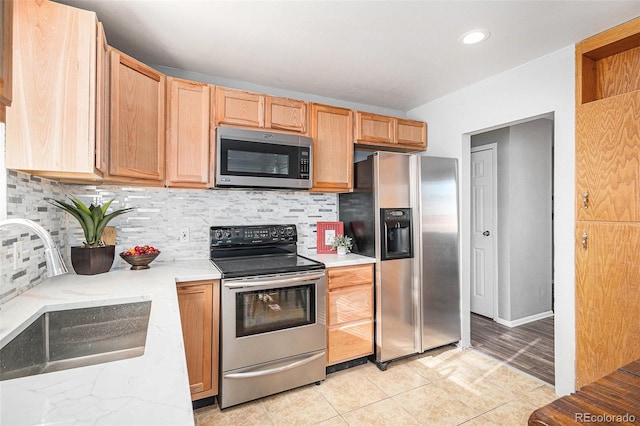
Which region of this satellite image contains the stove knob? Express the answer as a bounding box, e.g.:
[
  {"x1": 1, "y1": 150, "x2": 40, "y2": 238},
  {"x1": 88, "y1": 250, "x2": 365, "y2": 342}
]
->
[
  {"x1": 271, "y1": 228, "x2": 278, "y2": 237},
  {"x1": 286, "y1": 227, "x2": 294, "y2": 237},
  {"x1": 215, "y1": 230, "x2": 222, "y2": 239},
  {"x1": 279, "y1": 228, "x2": 285, "y2": 236},
  {"x1": 224, "y1": 230, "x2": 232, "y2": 238}
]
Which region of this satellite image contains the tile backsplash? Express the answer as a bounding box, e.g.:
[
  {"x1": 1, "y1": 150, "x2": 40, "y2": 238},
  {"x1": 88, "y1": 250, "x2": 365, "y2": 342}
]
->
[
  {"x1": 1, "y1": 171, "x2": 338, "y2": 304},
  {"x1": 1, "y1": 171, "x2": 68, "y2": 303}
]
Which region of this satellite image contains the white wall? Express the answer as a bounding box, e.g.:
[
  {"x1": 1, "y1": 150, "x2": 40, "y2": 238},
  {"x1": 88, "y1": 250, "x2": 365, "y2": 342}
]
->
[
  {"x1": 508, "y1": 119, "x2": 553, "y2": 321},
  {"x1": 408, "y1": 45, "x2": 575, "y2": 395}
]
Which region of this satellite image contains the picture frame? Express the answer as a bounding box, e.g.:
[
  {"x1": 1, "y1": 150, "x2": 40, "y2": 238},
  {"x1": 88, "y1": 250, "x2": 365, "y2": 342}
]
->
[{"x1": 316, "y1": 221, "x2": 344, "y2": 254}]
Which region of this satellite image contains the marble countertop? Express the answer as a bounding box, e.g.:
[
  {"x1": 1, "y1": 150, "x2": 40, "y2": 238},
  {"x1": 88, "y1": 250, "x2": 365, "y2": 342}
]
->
[
  {"x1": 303, "y1": 252, "x2": 376, "y2": 268},
  {"x1": 0, "y1": 253, "x2": 372, "y2": 425},
  {"x1": 0, "y1": 260, "x2": 221, "y2": 426}
]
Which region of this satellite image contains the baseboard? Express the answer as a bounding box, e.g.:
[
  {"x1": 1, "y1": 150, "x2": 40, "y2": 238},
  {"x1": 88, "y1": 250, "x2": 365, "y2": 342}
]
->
[{"x1": 495, "y1": 311, "x2": 554, "y2": 328}]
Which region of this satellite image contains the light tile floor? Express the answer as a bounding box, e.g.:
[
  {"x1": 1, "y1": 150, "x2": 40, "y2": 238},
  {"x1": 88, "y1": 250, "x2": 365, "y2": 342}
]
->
[{"x1": 194, "y1": 346, "x2": 558, "y2": 425}]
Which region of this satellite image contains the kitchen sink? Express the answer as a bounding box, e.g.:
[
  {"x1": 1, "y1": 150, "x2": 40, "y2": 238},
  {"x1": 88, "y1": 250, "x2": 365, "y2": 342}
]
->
[{"x1": 0, "y1": 300, "x2": 152, "y2": 381}]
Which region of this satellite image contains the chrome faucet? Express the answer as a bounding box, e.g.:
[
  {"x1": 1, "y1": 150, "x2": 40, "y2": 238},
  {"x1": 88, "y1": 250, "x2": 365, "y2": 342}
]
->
[{"x1": 0, "y1": 218, "x2": 68, "y2": 277}]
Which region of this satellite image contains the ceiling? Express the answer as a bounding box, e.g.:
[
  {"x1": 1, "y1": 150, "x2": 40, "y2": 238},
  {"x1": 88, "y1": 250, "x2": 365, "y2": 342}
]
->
[{"x1": 55, "y1": 1, "x2": 640, "y2": 112}]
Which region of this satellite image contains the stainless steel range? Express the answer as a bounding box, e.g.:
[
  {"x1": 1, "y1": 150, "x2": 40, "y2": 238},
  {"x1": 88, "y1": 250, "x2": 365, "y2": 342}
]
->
[{"x1": 210, "y1": 224, "x2": 326, "y2": 409}]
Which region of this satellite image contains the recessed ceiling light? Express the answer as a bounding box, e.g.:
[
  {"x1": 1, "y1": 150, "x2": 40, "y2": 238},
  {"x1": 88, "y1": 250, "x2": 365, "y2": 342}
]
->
[{"x1": 459, "y1": 29, "x2": 491, "y2": 45}]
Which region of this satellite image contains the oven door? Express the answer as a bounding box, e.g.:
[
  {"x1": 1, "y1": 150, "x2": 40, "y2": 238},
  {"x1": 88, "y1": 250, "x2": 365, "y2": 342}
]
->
[{"x1": 221, "y1": 270, "x2": 326, "y2": 372}]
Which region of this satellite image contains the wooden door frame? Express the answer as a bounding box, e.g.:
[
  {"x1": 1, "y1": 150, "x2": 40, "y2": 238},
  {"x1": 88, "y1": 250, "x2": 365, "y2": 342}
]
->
[{"x1": 471, "y1": 143, "x2": 499, "y2": 320}]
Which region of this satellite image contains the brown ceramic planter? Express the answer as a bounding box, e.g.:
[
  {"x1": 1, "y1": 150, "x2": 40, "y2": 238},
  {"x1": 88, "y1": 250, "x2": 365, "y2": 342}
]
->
[{"x1": 70, "y1": 245, "x2": 115, "y2": 275}]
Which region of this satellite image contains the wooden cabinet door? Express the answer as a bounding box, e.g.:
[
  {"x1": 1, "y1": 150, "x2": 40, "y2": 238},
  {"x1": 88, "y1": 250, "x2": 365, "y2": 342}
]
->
[
  {"x1": 309, "y1": 103, "x2": 353, "y2": 192},
  {"x1": 109, "y1": 48, "x2": 165, "y2": 182},
  {"x1": 575, "y1": 222, "x2": 640, "y2": 388},
  {"x1": 327, "y1": 321, "x2": 374, "y2": 365},
  {"x1": 166, "y1": 77, "x2": 213, "y2": 188},
  {"x1": 356, "y1": 112, "x2": 394, "y2": 144},
  {"x1": 355, "y1": 111, "x2": 427, "y2": 152},
  {"x1": 0, "y1": 0, "x2": 13, "y2": 120},
  {"x1": 396, "y1": 119, "x2": 427, "y2": 148},
  {"x1": 265, "y1": 96, "x2": 307, "y2": 133},
  {"x1": 327, "y1": 264, "x2": 374, "y2": 290},
  {"x1": 177, "y1": 280, "x2": 220, "y2": 400},
  {"x1": 328, "y1": 284, "x2": 373, "y2": 325},
  {"x1": 95, "y1": 22, "x2": 109, "y2": 174},
  {"x1": 6, "y1": 0, "x2": 98, "y2": 175},
  {"x1": 215, "y1": 87, "x2": 263, "y2": 128},
  {"x1": 576, "y1": 92, "x2": 640, "y2": 221},
  {"x1": 326, "y1": 264, "x2": 374, "y2": 365}
]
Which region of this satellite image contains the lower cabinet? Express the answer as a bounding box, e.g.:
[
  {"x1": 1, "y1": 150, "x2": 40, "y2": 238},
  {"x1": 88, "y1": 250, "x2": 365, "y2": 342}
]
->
[
  {"x1": 326, "y1": 264, "x2": 374, "y2": 365},
  {"x1": 176, "y1": 279, "x2": 219, "y2": 400}
]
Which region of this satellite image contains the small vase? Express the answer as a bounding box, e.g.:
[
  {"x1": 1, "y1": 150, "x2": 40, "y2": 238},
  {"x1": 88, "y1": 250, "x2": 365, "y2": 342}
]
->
[
  {"x1": 337, "y1": 246, "x2": 347, "y2": 255},
  {"x1": 71, "y1": 245, "x2": 115, "y2": 275}
]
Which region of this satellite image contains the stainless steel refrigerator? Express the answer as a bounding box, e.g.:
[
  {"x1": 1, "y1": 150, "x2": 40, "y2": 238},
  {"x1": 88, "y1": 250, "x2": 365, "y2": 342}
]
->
[
  {"x1": 338, "y1": 153, "x2": 460, "y2": 369},
  {"x1": 416, "y1": 156, "x2": 461, "y2": 353}
]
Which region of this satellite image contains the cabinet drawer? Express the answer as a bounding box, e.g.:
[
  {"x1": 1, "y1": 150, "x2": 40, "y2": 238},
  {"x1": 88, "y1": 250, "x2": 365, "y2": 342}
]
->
[
  {"x1": 327, "y1": 264, "x2": 373, "y2": 290},
  {"x1": 327, "y1": 320, "x2": 374, "y2": 365},
  {"x1": 328, "y1": 284, "x2": 373, "y2": 325}
]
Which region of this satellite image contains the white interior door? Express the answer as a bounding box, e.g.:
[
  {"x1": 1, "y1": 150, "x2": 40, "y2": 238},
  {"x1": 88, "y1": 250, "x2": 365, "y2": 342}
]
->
[{"x1": 470, "y1": 146, "x2": 497, "y2": 318}]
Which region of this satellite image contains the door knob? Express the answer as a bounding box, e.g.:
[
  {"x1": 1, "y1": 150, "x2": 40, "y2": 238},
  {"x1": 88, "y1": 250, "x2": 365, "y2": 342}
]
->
[{"x1": 482, "y1": 230, "x2": 490, "y2": 236}]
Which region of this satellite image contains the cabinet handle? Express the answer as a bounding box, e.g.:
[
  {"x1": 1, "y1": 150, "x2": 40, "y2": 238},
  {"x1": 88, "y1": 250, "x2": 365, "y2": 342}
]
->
[
  {"x1": 582, "y1": 191, "x2": 589, "y2": 209},
  {"x1": 581, "y1": 232, "x2": 588, "y2": 250}
]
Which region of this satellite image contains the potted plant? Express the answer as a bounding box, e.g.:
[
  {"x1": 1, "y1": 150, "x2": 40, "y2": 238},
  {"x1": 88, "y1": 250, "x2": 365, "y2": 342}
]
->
[
  {"x1": 49, "y1": 197, "x2": 133, "y2": 275},
  {"x1": 330, "y1": 234, "x2": 353, "y2": 255}
]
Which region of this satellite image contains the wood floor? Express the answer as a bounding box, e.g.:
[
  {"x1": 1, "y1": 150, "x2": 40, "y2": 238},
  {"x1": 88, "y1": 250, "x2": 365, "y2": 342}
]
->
[{"x1": 471, "y1": 313, "x2": 555, "y2": 385}]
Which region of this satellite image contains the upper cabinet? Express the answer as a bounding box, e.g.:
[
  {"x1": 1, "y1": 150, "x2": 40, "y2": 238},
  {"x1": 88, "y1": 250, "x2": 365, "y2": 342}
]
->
[
  {"x1": 309, "y1": 103, "x2": 353, "y2": 192},
  {"x1": 215, "y1": 87, "x2": 263, "y2": 128},
  {"x1": 356, "y1": 112, "x2": 394, "y2": 144},
  {"x1": 215, "y1": 87, "x2": 307, "y2": 134},
  {"x1": 166, "y1": 77, "x2": 214, "y2": 188},
  {"x1": 107, "y1": 48, "x2": 165, "y2": 184},
  {"x1": 575, "y1": 17, "x2": 640, "y2": 222},
  {"x1": 0, "y1": 0, "x2": 13, "y2": 121},
  {"x1": 6, "y1": 0, "x2": 106, "y2": 180},
  {"x1": 265, "y1": 96, "x2": 307, "y2": 133},
  {"x1": 355, "y1": 111, "x2": 427, "y2": 152}
]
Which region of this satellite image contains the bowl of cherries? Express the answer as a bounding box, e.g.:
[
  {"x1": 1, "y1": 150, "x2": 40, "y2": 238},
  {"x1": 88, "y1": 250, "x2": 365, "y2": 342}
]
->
[{"x1": 120, "y1": 245, "x2": 160, "y2": 270}]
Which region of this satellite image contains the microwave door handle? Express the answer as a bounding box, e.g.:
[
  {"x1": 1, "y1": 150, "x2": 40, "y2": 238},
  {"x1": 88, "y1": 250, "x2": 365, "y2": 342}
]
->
[{"x1": 223, "y1": 272, "x2": 326, "y2": 288}]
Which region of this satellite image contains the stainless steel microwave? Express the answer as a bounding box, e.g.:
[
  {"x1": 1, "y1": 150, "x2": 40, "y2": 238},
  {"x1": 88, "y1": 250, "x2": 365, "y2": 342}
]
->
[{"x1": 215, "y1": 127, "x2": 313, "y2": 190}]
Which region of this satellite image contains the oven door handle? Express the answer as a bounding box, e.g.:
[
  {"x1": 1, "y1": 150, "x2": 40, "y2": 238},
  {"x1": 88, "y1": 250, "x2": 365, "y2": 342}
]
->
[
  {"x1": 223, "y1": 272, "x2": 326, "y2": 288},
  {"x1": 223, "y1": 352, "x2": 325, "y2": 380}
]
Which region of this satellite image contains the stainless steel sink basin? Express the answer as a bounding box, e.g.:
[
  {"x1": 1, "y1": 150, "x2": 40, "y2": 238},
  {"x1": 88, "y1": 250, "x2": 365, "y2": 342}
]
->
[{"x1": 0, "y1": 300, "x2": 152, "y2": 381}]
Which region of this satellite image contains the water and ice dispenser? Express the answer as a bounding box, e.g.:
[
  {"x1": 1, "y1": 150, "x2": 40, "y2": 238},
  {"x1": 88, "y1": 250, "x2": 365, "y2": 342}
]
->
[{"x1": 380, "y1": 208, "x2": 413, "y2": 260}]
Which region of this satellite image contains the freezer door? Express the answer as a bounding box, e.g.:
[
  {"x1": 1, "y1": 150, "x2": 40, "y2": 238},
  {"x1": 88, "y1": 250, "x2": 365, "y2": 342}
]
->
[
  {"x1": 419, "y1": 156, "x2": 461, "y2": 352},
  {"x1": 376, "y1": 257, "x2": 418, "y2": 362}
]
